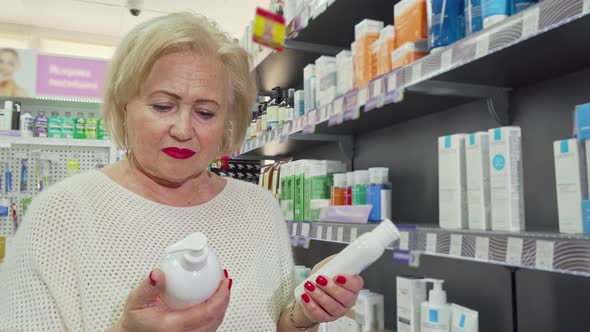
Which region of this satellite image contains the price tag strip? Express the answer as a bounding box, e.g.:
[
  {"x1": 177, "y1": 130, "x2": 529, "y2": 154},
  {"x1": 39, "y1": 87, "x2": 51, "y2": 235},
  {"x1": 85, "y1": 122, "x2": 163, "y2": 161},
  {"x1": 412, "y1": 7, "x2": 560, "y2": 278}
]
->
[
  {"x1": 326, "y1": 226, "x2": 333, "y2": 241},
  {"x1": 337, "y1": 227, "x2": 344, "y2": 242},
  {"x1": 475, "y1": 236, "x2": 490, "y2": 261},
  {"x1": 364, "y1": 77, "x2": 385, "y2": 112},
  {"x1": 426, "y1": 233, "x2": 437, "y2": 254},
  {"x1": 279, "y1": 121, "x2": 292, "y2": 143},
  {"x1": 316, "y1": 225, "x2": 323, "y2": 240},
  {"x1": 384, "y1": 69, "x2": 405, "y2": 105},
  {"x1": 506, "y1": 237, "x2": 524, "y2": 266},
  {"x1": 441, "y1": 48, "x2": 453, "y2": 70},
  {"x1": 522, "y1": 6, "x2": 540, "y2": 39},
  {"x1": 301, "y1": 222, "x2": 310, "y2": 237},
  {"x1": 476, "y1": 33, "x2": 490, "y2": 58},
  {"x1": 535, "y1": 240, "x2": 555, "y2": 270},
  {"x1": 350, "y1": 227, "x2": 358, "y2": 241},
  {"x1": 450, "y1": 234, "x2": 463, "y2": 257},
  {"x1": 343, "y1": 90, "x2": 358, "y2": 122},
  {"x1": 399, "y1": 231, "x2": 409, "y2": 250},
  {"x1": 302, "y1": 109, "x2": 318, "y2": 134}
]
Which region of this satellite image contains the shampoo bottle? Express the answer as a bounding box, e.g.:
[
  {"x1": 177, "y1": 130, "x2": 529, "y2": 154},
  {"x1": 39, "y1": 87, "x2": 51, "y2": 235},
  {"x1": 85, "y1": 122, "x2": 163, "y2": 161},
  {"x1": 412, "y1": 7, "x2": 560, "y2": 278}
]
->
[
  {"x1": 345, "y1": 171, "x2": 355, "y2": 205},
  {"x1": 33, "y1": 111, "x2": 48, "y2": 137},
  {"x1": 161, "y1": 232, "x2": 223, "y2": 309},
  {"x1": 294, "y1": 219, "x2": 400, "y2": 300},
  {"x1": 48, "y1": 112, "x2": 63, "y2": 138},
  {"x1": 61, "y1": 112, "x2": 75, "y2": 139},
  {"x1": 420, "y1": 279, "x2": 451, "y2": 332},
  {"x1": 352, "y1": 170, "x2": 369, "y2": 205},
  {"x1": 74, "y1": 112, "x2": 86, "y2": 139},
  {"x1": 11, "y1": 102, "x2": 20, "y2": 131},
  {"x1": 19, "y1": 112, "x2": 34, "y2": 137},
  {"x1": 85, "y1": 113, "x2": 97, "y2": 139}
]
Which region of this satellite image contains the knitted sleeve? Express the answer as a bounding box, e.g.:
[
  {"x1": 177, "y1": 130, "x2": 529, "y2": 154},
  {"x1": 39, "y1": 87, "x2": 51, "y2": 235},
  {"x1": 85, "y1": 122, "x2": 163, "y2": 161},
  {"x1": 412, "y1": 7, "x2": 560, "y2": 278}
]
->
[
  {"x1": 268, "y1": 193, "x2": 295, "y2": 310},
  {"x1": 0, "y1": 187, "x2": 83, "y2": 331}
]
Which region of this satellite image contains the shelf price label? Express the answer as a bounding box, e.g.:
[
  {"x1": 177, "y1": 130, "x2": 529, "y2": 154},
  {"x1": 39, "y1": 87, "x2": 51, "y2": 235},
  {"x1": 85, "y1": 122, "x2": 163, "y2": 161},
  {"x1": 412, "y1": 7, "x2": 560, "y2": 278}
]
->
[
  {"x1": 316, "y1": 225, "x2": 324, "y2": 239},
  {"x1": 333, "y1": 97, "x2": 344, "y2": 114},
  {"x1": 386, "y1": 71, "x2": 398, "y2": 92},
  {"x1": 302, "y1": 109, "x2": 318, "y2": 134},
  {"x1": 506, "y1": 237, "x2": 523, "y2": 266},
  {"x1": 476, "y1": 33, "x2": 490, "y2": 58},
  {"x1": 535, "y1": 240, "x2": 555, "y2": 270},
  {"x1": 426, "y1": 233, "x2": 437, "y2": 253},
  {"x1": 399, "y1": 232, "x2": 409, "y2": 250},
  {"x1": 441, "y1": 49, "x2": 453, "y2": 70},
  {"x1": 301, "y1": 223, "x2": 310, "y2": 237},
  {"x1": 450, "y1": 234, "x2": 463, "y2": 257},
  {"x1": 411, "y1": 62, "x2": 422, "y2": 83},
  {"x1": 358, "y1": 87, "x2": 368, "y2": 107},
  {"x1": 326, "y1": 226, "x2": 333, "y2": 241},
  {"x1": 279, "y1": 121, "x2": 292, "y2": 143},
  {"x1": 522, "y1": 6, "x2": 540, "y2": 39},
  {"x1": 350, "y1": 227, "x2": 358, "y2": 241},
  {"x1": 475, "y1": 236, "x2": 490, "y2": 261},
  {"x1": 337, "y1": 227, "x2": 344, "y2": 242},
  {"x1": 291, "y1": 223, "x2": 298, "y2": 236}
]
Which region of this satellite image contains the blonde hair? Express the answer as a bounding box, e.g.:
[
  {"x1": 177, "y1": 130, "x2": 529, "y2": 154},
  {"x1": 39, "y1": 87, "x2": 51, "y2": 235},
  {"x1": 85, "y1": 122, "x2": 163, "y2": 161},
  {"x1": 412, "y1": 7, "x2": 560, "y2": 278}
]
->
[{"x1": 102, "y1": 12, "x2": 256, "y2": 155}]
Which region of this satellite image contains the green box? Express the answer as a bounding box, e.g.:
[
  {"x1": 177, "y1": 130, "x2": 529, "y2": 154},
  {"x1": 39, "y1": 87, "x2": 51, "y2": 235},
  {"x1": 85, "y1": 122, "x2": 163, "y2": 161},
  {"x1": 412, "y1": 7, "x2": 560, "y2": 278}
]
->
[
  {"x1": 304, "y1": 160, "x2": 346, "y2": 221},
  {"x1": 280, "y1": 162, "x2": 294, "y2": 220}
]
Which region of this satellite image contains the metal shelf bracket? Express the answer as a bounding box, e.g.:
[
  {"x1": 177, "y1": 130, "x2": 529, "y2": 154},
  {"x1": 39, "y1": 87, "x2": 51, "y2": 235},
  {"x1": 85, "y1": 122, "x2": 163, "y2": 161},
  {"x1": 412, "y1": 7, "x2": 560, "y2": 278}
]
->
[{"x1": 290, "y1": 133, "x2": 355, "y2": 162}]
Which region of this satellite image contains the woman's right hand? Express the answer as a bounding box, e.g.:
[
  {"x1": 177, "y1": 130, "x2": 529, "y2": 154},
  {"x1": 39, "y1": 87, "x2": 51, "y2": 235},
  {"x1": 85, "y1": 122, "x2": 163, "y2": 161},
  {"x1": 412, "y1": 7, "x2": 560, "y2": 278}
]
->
[{"x1": 112, "y1": 268, "x2": 232, "y2": 332}]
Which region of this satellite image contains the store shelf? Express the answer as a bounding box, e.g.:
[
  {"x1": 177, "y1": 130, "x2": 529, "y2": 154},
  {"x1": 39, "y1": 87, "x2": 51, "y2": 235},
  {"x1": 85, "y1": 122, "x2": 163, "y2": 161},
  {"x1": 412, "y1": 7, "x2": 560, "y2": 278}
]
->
[
  {"x1": 287, "y1": 221, "x2": 590, "y2": 278},
  {"x1": 0, "y1": 135, "x2": 114, "y2": 149},
  {"x1": 241, "y1": 0, "x2": 590, "y2": 158}
]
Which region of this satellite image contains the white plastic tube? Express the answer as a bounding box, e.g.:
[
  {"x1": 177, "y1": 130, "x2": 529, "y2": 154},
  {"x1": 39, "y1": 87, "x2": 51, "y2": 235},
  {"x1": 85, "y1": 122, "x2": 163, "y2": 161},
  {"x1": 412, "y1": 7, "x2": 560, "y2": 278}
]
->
[{"x1": 294, "y1": 219, "x2": 400, "y2": 300}]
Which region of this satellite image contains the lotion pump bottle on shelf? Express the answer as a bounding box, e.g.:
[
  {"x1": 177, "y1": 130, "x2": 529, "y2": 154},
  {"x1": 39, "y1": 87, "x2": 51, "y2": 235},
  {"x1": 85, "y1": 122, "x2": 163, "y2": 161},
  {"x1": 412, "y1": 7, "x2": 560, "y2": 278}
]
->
[{"x1": 420, "y1": 279, "x2": 452, "y2": 332}]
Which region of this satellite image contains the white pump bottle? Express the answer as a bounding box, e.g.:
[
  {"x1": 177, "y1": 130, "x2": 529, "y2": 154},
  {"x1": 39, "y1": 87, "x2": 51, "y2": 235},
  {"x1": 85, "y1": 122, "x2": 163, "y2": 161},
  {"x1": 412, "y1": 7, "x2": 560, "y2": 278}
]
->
[
  {"x1": 294, "y1": 219, "x2": 400, "y2": 300},
  {"x1": 160, "y1": 232, "x2": 222, "y2": 309},
  {"x1": 420, "y1": 279, "x2": 451, "y2": 332}
]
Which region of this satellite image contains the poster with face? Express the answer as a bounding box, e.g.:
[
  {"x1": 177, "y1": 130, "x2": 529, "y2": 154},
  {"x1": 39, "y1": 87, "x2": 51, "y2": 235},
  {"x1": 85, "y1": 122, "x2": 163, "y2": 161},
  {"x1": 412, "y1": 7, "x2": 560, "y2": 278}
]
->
[{"x1": 0, "y1": 48, "x2": 37, "y2": 98}]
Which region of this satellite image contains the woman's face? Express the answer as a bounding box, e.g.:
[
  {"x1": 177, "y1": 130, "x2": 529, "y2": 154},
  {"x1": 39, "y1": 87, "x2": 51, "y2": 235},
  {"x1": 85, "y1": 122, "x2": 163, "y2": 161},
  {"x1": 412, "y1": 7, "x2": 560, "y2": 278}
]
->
[
  {"x1": 0, "y1": 51, "x2": 19, "y2": 83},
  {"x1": 125, "y1": 51, "x2": 229, "y2": 184}
]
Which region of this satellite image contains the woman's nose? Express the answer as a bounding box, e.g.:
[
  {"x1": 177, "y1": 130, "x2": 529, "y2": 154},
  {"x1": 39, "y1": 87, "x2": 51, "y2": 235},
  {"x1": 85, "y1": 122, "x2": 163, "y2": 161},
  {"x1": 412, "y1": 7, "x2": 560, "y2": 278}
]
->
[{"x1": 169, "y1": 111, "x2": 194, "y2": 141}]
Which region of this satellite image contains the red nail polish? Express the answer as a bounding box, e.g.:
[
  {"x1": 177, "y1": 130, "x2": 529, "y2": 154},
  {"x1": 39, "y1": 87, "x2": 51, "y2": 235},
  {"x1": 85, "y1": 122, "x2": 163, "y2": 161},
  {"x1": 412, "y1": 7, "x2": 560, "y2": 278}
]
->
[
  {"x1": 228, "y1": 278, "x2": 233, "y2": 290},
  {"x1": 149, "y1": 271, "x2": 156, "y2": 286},
  {"x1": 301, "y1": 293, "x2": 311, "y2": 303},
  {"x1": 304, "y1": 281, "x2": 316, "y2": 292},
  {"x1": 316, "y1": 275, "x2": 328, "y2": 287},
  {"x1": 224, "y1": 269, "x2": 229, "y2": 278},
  {"x1": 336, "y1": 276, "x2": 347, "y2": 284}
]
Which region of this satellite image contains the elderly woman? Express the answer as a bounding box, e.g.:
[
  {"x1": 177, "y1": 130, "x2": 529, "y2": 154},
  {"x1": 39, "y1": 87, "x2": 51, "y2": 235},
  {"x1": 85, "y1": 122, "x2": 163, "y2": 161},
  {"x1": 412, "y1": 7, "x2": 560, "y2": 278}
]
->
[{"x1": 0, "y1": 12, "x2": 364, "y2": 332}]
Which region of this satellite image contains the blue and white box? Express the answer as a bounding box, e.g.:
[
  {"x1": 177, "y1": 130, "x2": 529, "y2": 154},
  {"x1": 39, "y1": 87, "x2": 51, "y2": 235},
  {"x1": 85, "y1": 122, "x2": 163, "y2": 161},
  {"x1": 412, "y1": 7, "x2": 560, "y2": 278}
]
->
[
  {"x1": 466, "y1": 132, "x2": 491, "y2": 230},
  {"x1": 488, "y1": 127, "x2": 525, "y2": 232},
  {"x1": 554, "y1": 139, "x2": 588, "y2": 234},
  {"x1": 439, "y1": 134, "x2": 468, "y2": 229}
]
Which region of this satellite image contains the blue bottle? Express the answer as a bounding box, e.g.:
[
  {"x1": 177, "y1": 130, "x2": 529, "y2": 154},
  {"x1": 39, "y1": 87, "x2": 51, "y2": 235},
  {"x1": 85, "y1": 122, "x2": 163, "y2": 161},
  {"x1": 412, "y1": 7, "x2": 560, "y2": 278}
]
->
[
  {"x1": 465, "y1": 0, "x2": 483, "y2": 35},
  {"x1": 427, "y1": 0, "x2": 467, "y2": 52},
  {"x1": 367, "y1": 168, "x2": 392, "y2": 223}
]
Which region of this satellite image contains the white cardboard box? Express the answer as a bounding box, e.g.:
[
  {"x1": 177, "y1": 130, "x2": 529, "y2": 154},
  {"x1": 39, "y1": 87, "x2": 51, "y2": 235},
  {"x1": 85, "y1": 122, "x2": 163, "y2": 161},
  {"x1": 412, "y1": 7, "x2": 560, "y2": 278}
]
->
[
  {"x1": 488, "y1": 127, "x2": 525, "y2": 232},
  {"x1": 397, "y1": 276, "x2": 427, "y2": 332},
  {"x1": 438, "y1": 134, "x2": 467, "y2": 229},
  {"x1": 466, "y1": 132, "x2": 491, "y2": 230},
  {"x1": 554, "y1": 139, "x2": 587, "y2": 233}
]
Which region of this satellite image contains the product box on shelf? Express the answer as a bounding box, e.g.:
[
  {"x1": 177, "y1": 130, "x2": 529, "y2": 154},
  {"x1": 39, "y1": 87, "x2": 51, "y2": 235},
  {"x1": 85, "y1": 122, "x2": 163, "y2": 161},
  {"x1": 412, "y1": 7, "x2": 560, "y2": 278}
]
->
[
  {"x1": 426, "y1": 0, "x2": 466, "y2": 51},
  {"x1": 280, "y1": 162, "x2": 295, "y2": 220},
  {"x1": 377, "y1": 25, "x2": 396, "y2": 76},
  {"x1": 294, "y1": 90, "x2": 305, "y2": 118},
  {"x1": 304, "y1": 160, "x2": 346, "y2": 221},
  {"x1": 397, "y1": 276, "x2": 427, "y2": 332},
  {"x1": 391, "y1": 39, "x2": 429, "y2": 71},
  {"x1": 554, "y1": 139, "x2": 588, "y2": 234},
  {"x1": 438, "y1": 134, "x2": 467, "y2": 229},
  {"x1": 394, "y1": 0, "x2": 428, "y2": 48},
  {"x1": 336, "y1": 50, "x2": 353, "y2": 97},
  {"x1": 465, "y1": 0, "x2": 484, "y2": 35},
  {"x1": 315, "y1": 56, "x2": 337, "y2": 108},
  {"x1": 304, "y1": 64, "x2": 316, "y2": 113},
  {"x1": 466, "y1": 132, "x2": 491, "y2": 230},
  {"x1": 354, "y1": 19, "x2": 383, "y2": 88},
  {"x1": 488, "y1": 127, "x2": 525, "y2": 232},
  {"x1": 575, "y1": 103, "x2": 590, "y2": 140},
  {"x1": 293, "y1": 160, "x2": 310, "y2": 221},
  {"x1": 355, "y1": 291, "x2": 385, "y2": 331}
]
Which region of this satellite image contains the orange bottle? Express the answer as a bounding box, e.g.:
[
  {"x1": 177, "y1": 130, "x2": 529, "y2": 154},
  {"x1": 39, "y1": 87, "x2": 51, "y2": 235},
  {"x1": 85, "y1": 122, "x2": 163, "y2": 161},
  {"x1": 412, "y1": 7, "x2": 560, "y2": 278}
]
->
[{"x1": 330, "y1": 173, "x2": 347, "y2": 206}]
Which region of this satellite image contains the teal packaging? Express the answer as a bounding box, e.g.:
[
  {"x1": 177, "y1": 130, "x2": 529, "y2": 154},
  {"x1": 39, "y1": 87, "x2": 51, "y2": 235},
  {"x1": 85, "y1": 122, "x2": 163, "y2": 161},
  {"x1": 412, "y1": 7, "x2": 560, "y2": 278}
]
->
[
  {"x1": 482, "y1": 0, "x2": 510, "y2": 28},
  {"x1": 511, "y1": 0, "x2": 538, "y2": 14},
  {"x1": 427, "y1": 0, "x2": 466, "y2": 51},
  {"x1": 465, "y1": 0, "x2": 483, "y2": 35},
  {"x1": 582, "y1": 200, "x2": 590, "y2": 233},
  {"x1": 575, "y1": 103, "x2": 590, "y2": 141}
]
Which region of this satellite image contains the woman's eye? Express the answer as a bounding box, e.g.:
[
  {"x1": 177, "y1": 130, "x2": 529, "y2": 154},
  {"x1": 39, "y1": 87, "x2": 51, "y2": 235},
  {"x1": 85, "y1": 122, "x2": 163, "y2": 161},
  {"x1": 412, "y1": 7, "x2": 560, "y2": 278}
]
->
[
  {"x1": 151, "y1": 104, "x2": 173, "y2": 112},
  {"x1": 196, "y1": 111, "x2": 214, "y2": 120}
]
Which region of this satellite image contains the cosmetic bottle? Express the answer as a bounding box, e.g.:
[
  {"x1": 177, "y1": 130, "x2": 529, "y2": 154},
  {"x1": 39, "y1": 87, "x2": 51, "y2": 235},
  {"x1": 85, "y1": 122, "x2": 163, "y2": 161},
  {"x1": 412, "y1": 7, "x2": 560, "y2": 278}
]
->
[
  {"x1": 34, "y1": 111, "x2": 48, "y2": 138},
  {"x1": 161, "y1": 232, "x2": 223, "y2": 309},
  {"x1": 420, "y1": 279, "x2": 451, "y2": 332},
  {"x1": 20, "y1": 112, "x2": 34, "y2": 137},
  {"x1": 48, "y1": 112, "x2": 63, "y2": 138},
  {"x1": 61, "y1": 112, "x2": 75, "y2": 139}
]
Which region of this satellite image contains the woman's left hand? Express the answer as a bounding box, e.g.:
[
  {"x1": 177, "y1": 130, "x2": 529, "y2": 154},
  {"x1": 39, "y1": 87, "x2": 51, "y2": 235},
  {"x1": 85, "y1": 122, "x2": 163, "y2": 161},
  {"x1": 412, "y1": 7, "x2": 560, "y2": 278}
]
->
[{"x1": 294, "y1": 256, "x2": 365, "y2": 325}]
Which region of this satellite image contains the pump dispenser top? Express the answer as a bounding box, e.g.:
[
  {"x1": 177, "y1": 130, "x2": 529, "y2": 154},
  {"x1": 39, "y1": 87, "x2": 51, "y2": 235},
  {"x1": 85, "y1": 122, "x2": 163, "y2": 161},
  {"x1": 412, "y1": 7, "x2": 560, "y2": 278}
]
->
[
  {"x1": 423, "y1": 279, "x2": 447, "y2": 305},
  {"x1": 161, "y1": 232, "x2": 222, "y2": 309}
]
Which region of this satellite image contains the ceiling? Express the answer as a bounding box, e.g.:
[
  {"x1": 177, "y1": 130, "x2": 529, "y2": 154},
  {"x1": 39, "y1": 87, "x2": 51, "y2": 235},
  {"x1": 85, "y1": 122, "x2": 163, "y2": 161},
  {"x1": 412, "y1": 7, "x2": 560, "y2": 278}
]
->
[{"x1": 0, "y1": 0, "x2": 269, "y2": 42}]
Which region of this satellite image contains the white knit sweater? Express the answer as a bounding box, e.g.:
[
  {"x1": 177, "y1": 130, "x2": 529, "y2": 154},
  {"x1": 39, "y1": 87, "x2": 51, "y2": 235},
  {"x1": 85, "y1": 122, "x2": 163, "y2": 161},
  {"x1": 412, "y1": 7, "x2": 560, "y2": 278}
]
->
[{"x1": 0, "y1": 170, "x2": 294, "y2": 331}]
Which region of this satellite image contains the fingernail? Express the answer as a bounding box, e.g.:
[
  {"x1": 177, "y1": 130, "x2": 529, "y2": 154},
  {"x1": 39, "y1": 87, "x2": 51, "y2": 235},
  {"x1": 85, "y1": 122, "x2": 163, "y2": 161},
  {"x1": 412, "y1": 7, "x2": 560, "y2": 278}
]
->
[
  {"x1": 301, "y1": 293, "x2": 310, "y2": 303},
  {"x1": 316, "y1": 275, "x2": 328, "y2": 287},
  {"x1": 228, "y1": 278, "x2": 233, "y2": 290},
  {"x1": 304, "y1": 281, "x2": 316, "y2": 292},
  {"x1": 224, "y1": 269, "x2": 229, "y2": 278},
  {"x1": 149, "y1": 271, "x2": 156, "y2": 286},
  {"x1": 336, "y1": 276, "x2": 347, "y2": 285}
]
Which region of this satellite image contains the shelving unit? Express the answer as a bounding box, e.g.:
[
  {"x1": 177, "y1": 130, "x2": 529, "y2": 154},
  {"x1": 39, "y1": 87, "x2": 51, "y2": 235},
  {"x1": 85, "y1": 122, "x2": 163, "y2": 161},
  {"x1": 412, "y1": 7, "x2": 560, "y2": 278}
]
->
[
  {"x1": 287, "y1": 221, "x2": 590, "y2": 278},
  {"x1": 239, "y1": 0, "x2": 590, "y2": 160}
]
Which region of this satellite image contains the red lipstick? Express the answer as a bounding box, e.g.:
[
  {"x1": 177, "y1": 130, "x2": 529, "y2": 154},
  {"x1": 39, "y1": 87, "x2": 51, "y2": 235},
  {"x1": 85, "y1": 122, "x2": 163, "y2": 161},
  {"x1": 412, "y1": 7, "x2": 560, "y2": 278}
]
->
[{"x1": 161, "y1": 147, "x2": 196, "y2": 160}]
